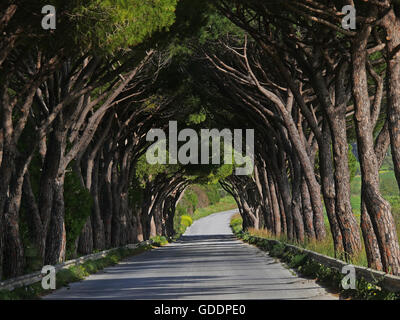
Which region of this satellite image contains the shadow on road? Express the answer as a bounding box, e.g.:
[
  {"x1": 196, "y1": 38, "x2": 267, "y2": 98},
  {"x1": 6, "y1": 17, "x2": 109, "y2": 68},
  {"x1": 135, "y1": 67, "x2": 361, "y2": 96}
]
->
[
  {"x1": 178, "y1": 234, "x2": 238, "y2": 242},
  {"x1": 43, "y1": 212, "x2": 336, "y2": 300}
]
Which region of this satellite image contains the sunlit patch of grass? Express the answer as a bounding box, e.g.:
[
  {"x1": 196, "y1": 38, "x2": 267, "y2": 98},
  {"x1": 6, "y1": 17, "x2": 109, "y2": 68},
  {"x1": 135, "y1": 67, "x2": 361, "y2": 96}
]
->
[
  {"x1": 230, "y1": 169, "x2": 400, "y2": 271},
  {"x1": 351, "y1": 170, "x2": 400, "y2": 243},
  {"x1": 245, "y1": 222, "x2": 369, "y2": 268}
]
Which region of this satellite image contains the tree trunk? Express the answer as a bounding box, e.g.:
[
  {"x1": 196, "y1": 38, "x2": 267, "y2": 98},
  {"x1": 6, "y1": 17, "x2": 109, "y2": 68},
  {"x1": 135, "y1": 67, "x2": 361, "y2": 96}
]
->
[
  {"x1": 44, "y1": 176, "x2": 67, "y2": 265},
  {"x1": 318, "y1": 120, "x2": 344, "y2": 255},
  {"x1": 290, "y1": 157, "x2": 305, "y2": 243},
  {"x1": 78, "y1": 217, "x2": 93, "y2": 255},
  {"x1": 150, "y1": 215, "x2": 157, "y2": 238},
  {"x1": 329, "y1": 115, "x2": 362, "y2": 256},
  {"x1": 111, "y1": 162, "x2": 122, "y2": 247},
  {"x1": 3, "y1": 151, "x2": 34, "y2": 277},
  {"x1": 300, "y1": 177, "x2": 315, "y2": 240},
  {"x1": 274, "y1": 163, "x2": 294, "y2": 240},
  {"x1": 101, "y1": 167, "x2": 113, "y2": 248},
  {"x1": 164, "y1": 196, "x2": 175, "y2": 238},
  {"x1": 360, "y1": 202, "x2": 383, "y2": 271},
  {"x1": 22, "y1": 172, "x2": 45, "y2": 269},
  {"x1": 119, "y1": 193, "x2": 129, "y2": 245},
  {"x1": 38, "y1": 128, "x2": 63, "y2": 263},
  {"x1": 266, "y1": 170, "x2": 281, "y2": 236},
  {"x1": 382, "y1": 11, "x2": 400, "y2": 192},
  {"x1": 135, "y1": 207, "x2": 144, "y2": 242},
  {"x1": 361, "y1": 121, "x2": 392, "y2": 271},
  {"x1": 0, "y1": 214, "x2": 3, "y2": 280},
  {"x1": 352, "y1": 26, "x2": 400, "y2": 274},
  {"x1": 90, "y1": 155, "x2": 105, "y2": 250},
  {"x1": 3, "y1": 179, "x2": 25, "y2": 277}
]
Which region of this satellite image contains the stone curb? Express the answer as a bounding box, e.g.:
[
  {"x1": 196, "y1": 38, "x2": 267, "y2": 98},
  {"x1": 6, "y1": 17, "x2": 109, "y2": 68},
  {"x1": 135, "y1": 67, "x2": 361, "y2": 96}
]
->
[{"x1": 248, "y1": 235, "x2": 400, "y2": 293}]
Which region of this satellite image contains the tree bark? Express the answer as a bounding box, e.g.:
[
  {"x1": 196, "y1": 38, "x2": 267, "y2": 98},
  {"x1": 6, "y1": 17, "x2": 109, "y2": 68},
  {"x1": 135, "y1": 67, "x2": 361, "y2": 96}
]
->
[
  {"x1": 382, "y1": 10, "x2": 400, "y2": 192},
  {"x1": 266, "y1": 169, "x2": 281, "y2": 236},
  {"x1": 300, "y1": 176, "x2": 316, "y2": 240},
  {"x1": 78, "y1": 217, "x2": 94, "y2": 255},
  {"x1": 352, "y1": 25, "x2": 400, "y2": 275},
  {"x1": 44, "y1": 175, "x2": 67, "y2": 265},
  {"x1": 290, "y1": 154, "x2": 305, "y2": 243},
  {"x1": 318, "y1": 120, "x2": 344, "y2": 255}
]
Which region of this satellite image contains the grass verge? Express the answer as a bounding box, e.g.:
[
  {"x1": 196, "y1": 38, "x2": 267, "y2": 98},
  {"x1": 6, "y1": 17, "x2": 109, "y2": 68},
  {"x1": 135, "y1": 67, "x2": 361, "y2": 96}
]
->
[
  {"x1": 230, "y1": 214, "x2": 400, "y2": 300},
  {"x1": 0, "y1": 243, "x2": 158, "y2": 300}
]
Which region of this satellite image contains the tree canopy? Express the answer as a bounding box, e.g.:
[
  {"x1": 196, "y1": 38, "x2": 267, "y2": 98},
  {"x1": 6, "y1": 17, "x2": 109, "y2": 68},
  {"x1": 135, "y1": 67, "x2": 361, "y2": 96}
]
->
[{"x1": 2, "y1": 0, "x2": 400, "y2": 281}]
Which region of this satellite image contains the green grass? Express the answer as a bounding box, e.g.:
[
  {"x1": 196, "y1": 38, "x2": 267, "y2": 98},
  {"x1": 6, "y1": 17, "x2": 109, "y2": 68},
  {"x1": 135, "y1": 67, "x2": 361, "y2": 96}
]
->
[
  {"x1": 232, "y1": 211, "x2": 369, "y2": 267},
  {"x1": 350, "y1": 170, "x2": 400, "y2": 241},
  {"x1": 229, "y1": 169, "x2": 400, "y2": 271},
  {"x1": 0, "y1": 245, "x2": 153, "y2": 300},
  {"x1": 228, "y1": 170, "x2": 400, "y2": 276},
  {"x1": 350, "y1": 195, "x2": 361, "y2": 217}
]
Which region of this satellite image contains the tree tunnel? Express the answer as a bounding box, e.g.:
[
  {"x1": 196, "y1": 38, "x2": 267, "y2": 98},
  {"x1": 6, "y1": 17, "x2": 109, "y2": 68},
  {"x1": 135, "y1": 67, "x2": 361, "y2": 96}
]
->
[{"x1": 2, "y1": 0, "x2": 400, "y2": 282}]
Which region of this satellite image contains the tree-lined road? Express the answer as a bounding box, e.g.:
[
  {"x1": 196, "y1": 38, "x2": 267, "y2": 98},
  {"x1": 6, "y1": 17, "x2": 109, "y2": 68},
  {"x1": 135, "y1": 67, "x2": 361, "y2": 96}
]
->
[{"x1": 44, "y1": 210, "x2": 336, "y2": 300}]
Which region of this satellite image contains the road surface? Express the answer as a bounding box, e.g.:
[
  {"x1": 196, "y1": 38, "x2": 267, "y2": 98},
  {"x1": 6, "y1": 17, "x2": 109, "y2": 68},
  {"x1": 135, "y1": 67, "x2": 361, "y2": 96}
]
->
[{"x1": 44, "y1": 209, "x2": 337, "y2": 300}]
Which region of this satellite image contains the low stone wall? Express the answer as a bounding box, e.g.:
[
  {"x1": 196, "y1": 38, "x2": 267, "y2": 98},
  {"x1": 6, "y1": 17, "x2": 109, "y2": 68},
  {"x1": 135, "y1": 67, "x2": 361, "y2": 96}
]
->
[
  {"x1": 0, "y1": 240, "x2": 153, "y2": 292},
  {"x1": 248, "y1": 235, "x2": 400, "y2": 293}
]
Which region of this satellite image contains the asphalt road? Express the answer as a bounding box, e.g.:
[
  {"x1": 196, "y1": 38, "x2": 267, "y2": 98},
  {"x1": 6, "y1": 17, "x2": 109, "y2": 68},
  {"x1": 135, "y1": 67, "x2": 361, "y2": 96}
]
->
[{"x1": 44, "y1": 209, "x2": 337, "y2": 300}]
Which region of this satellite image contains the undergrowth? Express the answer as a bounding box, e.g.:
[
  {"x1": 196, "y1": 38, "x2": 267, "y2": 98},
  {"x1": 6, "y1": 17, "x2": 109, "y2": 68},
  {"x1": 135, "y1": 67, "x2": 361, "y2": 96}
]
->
[{"x1": 0, "y1": 245, "x2": 152, "y2": 300}]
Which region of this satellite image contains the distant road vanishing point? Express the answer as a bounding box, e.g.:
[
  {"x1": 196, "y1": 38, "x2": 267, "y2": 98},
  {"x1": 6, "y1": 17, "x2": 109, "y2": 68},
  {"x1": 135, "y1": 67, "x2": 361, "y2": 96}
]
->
[{"x1": 43, "y1": 209, "x2": 337, "y2": 300}]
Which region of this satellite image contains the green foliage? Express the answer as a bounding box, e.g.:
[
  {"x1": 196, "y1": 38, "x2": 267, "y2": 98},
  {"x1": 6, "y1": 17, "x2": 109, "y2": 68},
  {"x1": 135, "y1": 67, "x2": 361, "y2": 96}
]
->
[
  {"x1": 150, "y1": 235, "x2": 169, "y2": 247},
  {"x1": 187, "y1": 111, "x2": 207, "y2": 125},
  {"x1": 180, "y1": 215, "x2": 193, "y2": 228},
  {"x1": 128, "y1": 184, "x2": 144, "y2": 208},
  {"x1": 135, "y1": 155, "x2": 165, "y2": 185},
  {"x1": 191, "y1": 195, "x2": 236, "y2": 221},
  {"x1": 198, "y1": 12, "x2": 245, "y2": 44},
  {"x1": 288, "y1": 253, "x2": 308, "y2": 269},
  {"x1": 22, "y1": 244, "x2": 42, "y2": 275},
  {"x1": 176, "y1": 188, "x2": 199, "y2": 217},
  {"x1": 349, "y1": 278, "x2": 399, "y2": 300},
  {"x1": 174, "y1": 207, "x2": 195, "y2": 236},
  {"x1": 185, "y1": 189, "x2": 199, "y2": 210},
  {"x1": 348, "y1": 144, "x2": 358, "y2": 183},
  {"x1": 174, "y1": 222, "x2": 187, "y2": 236},
  {"x1": 230, "y1": 213, "x2": 243, "y2": 235},
  {"x1": 269, "y1": 243, "x2": 286, "y2": 258},
  {"x1": 175, "y1": 205, "x2": 186, "y2": 217},
  {"x1": 160, "y1": 0, "x2": 214, "y2": 57},
  {"x1": 72, "y1": 0, "x2": 178, "y2": 54},
  {"x1": 7, "y1": 0, "x2": 178, "y2": 59},
  {"x1": 202, "y1": 184, "x2": 221, "y2": 205},
  {"x1": 64, "y1": 170, "x2": 93, "y2": 259},
  {"x1": 135, "y1": 153, "x2": 182, "y2": 189}
]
